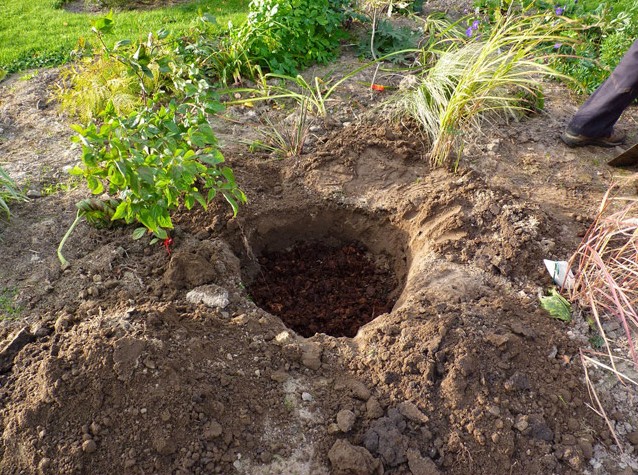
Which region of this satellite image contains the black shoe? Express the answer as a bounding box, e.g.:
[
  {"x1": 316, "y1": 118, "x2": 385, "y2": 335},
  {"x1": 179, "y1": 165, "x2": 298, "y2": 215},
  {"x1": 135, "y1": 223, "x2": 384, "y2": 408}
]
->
[{"x1": 560, "y1": 129, "x2": 626, "y2": 148}]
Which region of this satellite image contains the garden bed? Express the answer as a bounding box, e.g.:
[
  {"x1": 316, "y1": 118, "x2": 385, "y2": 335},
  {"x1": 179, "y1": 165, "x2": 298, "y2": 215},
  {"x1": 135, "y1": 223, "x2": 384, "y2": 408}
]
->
[{"x1": 0, "y1": 56, "x2": 637, "y2": 475}]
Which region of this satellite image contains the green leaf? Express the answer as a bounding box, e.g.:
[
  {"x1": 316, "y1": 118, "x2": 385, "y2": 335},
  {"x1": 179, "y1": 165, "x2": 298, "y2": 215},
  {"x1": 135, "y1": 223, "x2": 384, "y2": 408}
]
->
[
  {"x1": 91, "y1": 13, "x2": 114, "y2": 35},
  {"x1": 132, "y1": 227, "x2": 147, "y2": 240},
  {"x1": 540, "y1": 289, "x2": 572, "y2": 322},
  {"x1": 200, "y1": 13, "x2": 217, "y2": 24},
  {"x1": 86, "y1": 176, "x2": 104, "y2": 195},
  {"x1": 69, "y1": 166, "x2": 85, "y2": 176},
  {"x1": 114, "y1": 39, "x2": 132, "y2": 50},
  {"x1": 111, "y1": 200, "x2": 129, "y2": 221},
  {"x1": 154, "y1": 227, "x2": 168, "y2": 240}
]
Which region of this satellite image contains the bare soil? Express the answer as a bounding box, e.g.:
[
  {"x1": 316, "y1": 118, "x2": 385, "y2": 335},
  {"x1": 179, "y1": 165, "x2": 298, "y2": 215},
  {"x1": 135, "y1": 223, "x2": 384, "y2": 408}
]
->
[
  {"x1": 248, "y1": 241, "x2": 398, "y2": 338},
  {"x1": 0, "y1": 56, "x2": 637, "y2": 475}
]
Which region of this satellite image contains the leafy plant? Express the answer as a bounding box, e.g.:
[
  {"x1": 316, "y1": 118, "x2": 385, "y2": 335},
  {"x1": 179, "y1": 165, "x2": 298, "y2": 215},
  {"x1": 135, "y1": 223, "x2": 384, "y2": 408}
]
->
[
  {"x1": 175, "y1": 14, "x2": 261, "y2": 86},
  {"x1": 358, "y1": 19, "x2": 419, "y2": 62},
  {"x1": 245, "y1": 0, "x2": 350, "y2": 75},
  {"x1": 58, "y1": 16, "x2": 247, "y2": 266},
  {"x1": 71, "y1": 101, "x2": 244, "y2": 239},
  {"x1": 475, "y1": 0, "x2": 638, "y2": 93},
  {"x1": 0, "y1": 166, "x2": 26, "y2": 218},
  {"x1": 392, "y1": 9, "x2": 573, "y2": 167},
  {"x1": 540, "y1": 288, "x2": 572, "y2": 322}
]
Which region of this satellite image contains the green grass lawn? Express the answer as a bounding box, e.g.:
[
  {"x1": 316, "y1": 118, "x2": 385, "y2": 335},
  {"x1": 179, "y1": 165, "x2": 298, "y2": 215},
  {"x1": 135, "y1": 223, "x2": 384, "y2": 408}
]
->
[{"x1": 0, "y1": 0, "x2": 249, "y2": 73}]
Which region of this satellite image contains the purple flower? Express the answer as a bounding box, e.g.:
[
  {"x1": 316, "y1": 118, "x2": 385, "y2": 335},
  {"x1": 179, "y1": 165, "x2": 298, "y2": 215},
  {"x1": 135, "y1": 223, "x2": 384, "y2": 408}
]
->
[
  {"x1": 466, "y1": 26, "x2": 473, "y2": 37},
  {"x1": 472, "y1": 20, "x2": 480, "y2": 30},
  {"x1": 554, "y1": 42, "x2": 562, "y2": 49},
  {"x1": 555, "y1": 6, "x2": 564, "y2": 15}
]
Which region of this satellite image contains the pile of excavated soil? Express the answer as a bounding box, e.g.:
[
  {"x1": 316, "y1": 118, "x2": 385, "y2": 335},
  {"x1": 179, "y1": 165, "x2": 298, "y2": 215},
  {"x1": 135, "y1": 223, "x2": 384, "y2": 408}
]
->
[{"x1": 1, "y1": 61, "x2": 638, "y2": 475}]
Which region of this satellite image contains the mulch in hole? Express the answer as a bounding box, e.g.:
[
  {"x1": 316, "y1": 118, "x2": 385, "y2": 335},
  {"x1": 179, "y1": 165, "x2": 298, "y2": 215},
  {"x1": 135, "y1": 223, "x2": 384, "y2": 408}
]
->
[{"x1": 248, "y1": 240, "x2": 398, "y2": 337}]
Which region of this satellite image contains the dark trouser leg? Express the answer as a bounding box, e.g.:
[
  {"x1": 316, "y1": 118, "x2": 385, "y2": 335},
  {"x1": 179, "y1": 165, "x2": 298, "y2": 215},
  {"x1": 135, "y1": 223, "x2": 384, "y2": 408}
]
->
[{"x1": 567, "y1": 40, "x2": 638, "y2": 137}]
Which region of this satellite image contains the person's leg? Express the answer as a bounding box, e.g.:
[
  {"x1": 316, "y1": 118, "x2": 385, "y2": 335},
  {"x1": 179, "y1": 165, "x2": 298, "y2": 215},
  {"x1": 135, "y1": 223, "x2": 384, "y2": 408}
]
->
[{"x1": 563, "y1": 40, "x2": 638, "y2": 144}]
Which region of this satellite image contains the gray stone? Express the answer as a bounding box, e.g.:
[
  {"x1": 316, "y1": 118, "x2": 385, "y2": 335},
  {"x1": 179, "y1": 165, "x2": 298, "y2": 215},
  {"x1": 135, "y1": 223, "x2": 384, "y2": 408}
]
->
[{"x1": 186, "y1": 285, "x2": 229, "y2": 309}]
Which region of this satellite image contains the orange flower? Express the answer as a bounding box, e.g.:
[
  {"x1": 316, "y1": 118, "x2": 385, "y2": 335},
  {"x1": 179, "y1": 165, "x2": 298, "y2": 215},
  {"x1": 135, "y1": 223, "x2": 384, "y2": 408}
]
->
[{"x1": 371, "y1": 84, "x2": 385, "y2": 92}]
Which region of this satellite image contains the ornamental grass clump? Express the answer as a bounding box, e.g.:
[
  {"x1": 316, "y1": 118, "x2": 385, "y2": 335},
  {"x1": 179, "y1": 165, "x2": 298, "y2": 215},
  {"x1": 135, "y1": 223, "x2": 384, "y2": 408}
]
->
[
  {"x1": 394, "y1": 9, "x2": 573, "y2": 167},
  {"x1": 569, "y1": 184, "x2": 638, "y2": 370},
  {"x1": 0, "y1": 166, "x2": 26, "y2": 218},
  {"x1": 571, "y1": 184, "x2": 638, "y2": 449}
]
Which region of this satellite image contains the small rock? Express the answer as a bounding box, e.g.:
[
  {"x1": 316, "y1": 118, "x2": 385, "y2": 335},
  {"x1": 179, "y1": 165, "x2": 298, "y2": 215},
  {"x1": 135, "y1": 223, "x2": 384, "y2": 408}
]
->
[
  {"x1": 336, "y1": 410, "x2": 356, "y2": 433},
  {"x1": 366, "y1": 397, "x2": 384, "y2": 420},
  {"x1": 302, "y1": 392, "x2": 313, "y2": 402},
  {"x1": 143, "y1": 358, "x2": 156, "y2": 369},
  {"x1": 397, "y1": 401, "x2": 429, "y2": 424},
  {"x1": 270, "y1": 369, "x2": 289, "y2": 383},
  {"x1": 485, "y1": 333, "x2": 511, "y2": 349},
  {"x1": 578, "y1": 439, "x2": 593, "y2": 459},
  {"x1": 153, "y1": 437, "x2": 177, "y2": 456},
  {"x1": 186, "y1": 285, "x2": 229, "y2": 309},
  {"x1": 275, "y1": 331, "x2": 294, "y2": 345},
  {"x1": 82, "y1": 439, "x2": 97, "y2": 453},
  {"x1": 328, "y1": 439, "x2": 381, "y2": 475},
  {"x1": 300, "y1": 342, "x2": 322, "y2": 371},
  {"x1": 26, "y1": 189, "x2": 42, "y2": 199},
  {"x1": 345, "y1": 379, "x2": 371, "y2": 401},
  {"x1": 38, "y1": 457, "x2": 51, "y2": 472},
  {"x1": 627, "y1": 430, "x2": 638, "y2": 446},
  {"x1": 504, "y1": 372, "x2": 531, "y2": 391},
  {"x1": 407, "y1": 449, "x2": 441, "y2": 475},
  {"x1": 514, "y1": 416, "x2": 529, "y2": 432},
  {"x1": 204, "y1": 421, "x2": 223, "y2": 440},
  {"x1": 327, "y1": 423, "x2": 340, "y2": 434}
]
